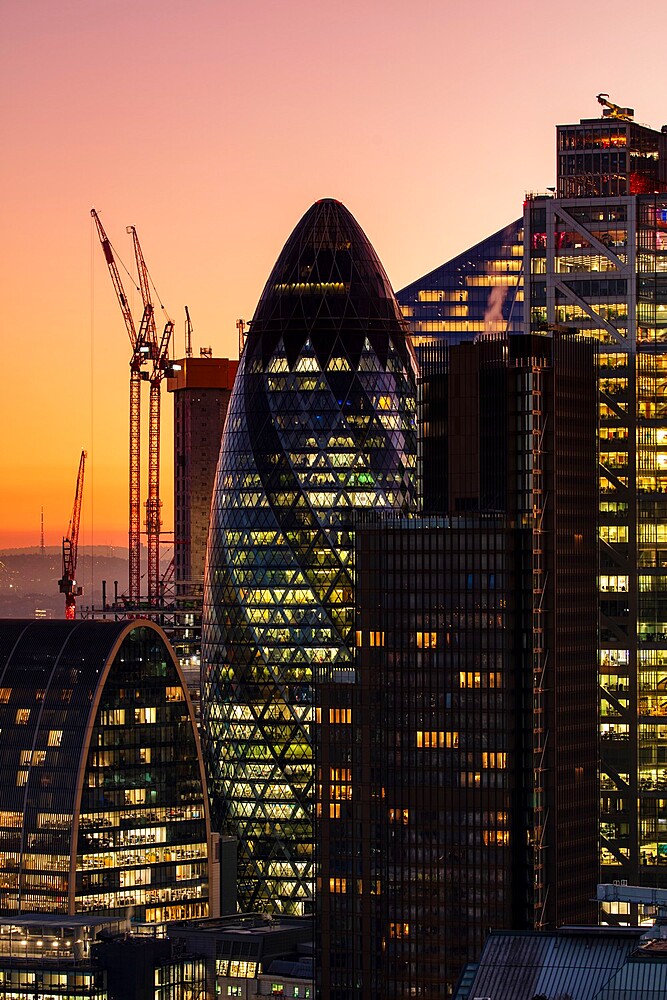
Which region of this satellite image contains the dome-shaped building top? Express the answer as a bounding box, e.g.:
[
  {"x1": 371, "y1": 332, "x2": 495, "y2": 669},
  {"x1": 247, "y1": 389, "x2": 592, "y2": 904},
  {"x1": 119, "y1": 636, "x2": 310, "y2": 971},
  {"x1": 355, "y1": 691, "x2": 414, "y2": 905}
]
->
[{"x1": 202, "y1": 199, "x2": 418, "y2": 914}]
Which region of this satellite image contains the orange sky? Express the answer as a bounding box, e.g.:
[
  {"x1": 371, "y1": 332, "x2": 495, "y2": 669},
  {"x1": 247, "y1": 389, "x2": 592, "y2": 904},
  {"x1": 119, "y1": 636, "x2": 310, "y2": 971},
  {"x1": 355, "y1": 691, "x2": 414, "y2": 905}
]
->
[{"x1": 1, "y1": 0, "x2": 666, "y2": 551}]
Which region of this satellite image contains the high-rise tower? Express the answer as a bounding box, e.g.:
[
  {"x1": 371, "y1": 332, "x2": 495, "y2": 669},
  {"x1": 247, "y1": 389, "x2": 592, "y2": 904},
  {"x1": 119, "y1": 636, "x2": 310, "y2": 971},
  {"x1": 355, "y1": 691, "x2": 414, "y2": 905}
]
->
[
  {"x1": 523, "y1": 103, "x2": 667, "y2": 909},
  {"x1": 202, "y1": 199, "x2": 419, "y2": 914},
  {"x1": 317, "y1": 333, "x2": 599, "y2": 996}
]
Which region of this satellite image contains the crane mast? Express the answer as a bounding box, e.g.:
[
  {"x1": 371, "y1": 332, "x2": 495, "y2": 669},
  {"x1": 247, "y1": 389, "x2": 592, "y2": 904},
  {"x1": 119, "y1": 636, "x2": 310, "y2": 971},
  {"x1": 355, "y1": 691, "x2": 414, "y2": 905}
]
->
[
  {"x1": 58, "y1": 450, "x2": 87, "y2": 619},
  {"x1": 127, "y1": 226, "x2": 173, "y2": 604},
  {"x1": 91, "y1": 209, "x2": 150, "y2": 601}
]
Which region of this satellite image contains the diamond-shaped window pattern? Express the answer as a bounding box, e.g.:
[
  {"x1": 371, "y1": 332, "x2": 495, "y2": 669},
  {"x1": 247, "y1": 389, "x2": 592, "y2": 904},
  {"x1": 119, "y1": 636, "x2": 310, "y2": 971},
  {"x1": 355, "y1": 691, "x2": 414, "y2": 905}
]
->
[{"x1": 202, "y1": 200, "x2": 418, "y2": 914}]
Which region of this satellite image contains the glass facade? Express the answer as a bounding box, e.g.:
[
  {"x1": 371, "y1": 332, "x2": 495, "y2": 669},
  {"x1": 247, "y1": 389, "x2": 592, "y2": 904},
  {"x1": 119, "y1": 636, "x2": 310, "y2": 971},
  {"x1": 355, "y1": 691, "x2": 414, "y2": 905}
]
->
[
  {"x1": 202, "y1": 199, "x2": 419, "y2": 914},
  {"x1": 0, "y1": 620, "x2": 213, "y2": 923},
  {"x1": 524, "y1": 109, "x2": 667, "y2": 907},
  {"x1": 395, "y1": 220, "x2": 524, "y2": 347}
]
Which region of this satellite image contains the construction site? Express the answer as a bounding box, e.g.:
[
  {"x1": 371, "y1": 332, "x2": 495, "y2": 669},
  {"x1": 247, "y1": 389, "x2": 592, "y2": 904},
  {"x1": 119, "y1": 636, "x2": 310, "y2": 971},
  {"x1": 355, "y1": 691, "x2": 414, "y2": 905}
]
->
[{"x1": 62, "y1": 210, "x2": 240, "y2": 714}]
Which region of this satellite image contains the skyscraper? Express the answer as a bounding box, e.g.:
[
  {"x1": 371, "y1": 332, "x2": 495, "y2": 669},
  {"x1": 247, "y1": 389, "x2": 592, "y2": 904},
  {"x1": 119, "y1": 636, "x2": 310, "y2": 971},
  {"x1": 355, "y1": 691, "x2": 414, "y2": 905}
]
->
[
  {"x1": 396, "y1": 219, "x2": 524, "y2": 348},
  {"x1": 523, "y1": 102, "x2": 667, "y2": 909},
  {"x1": 317, "y1": 332, "x2": 599, "y2": 996},
  {"x1": 202, "y1": 199, "x2": 419, "y2": 914},
  {"x1": 399, "y1": 99, "x2": 667, "y2": 916}
]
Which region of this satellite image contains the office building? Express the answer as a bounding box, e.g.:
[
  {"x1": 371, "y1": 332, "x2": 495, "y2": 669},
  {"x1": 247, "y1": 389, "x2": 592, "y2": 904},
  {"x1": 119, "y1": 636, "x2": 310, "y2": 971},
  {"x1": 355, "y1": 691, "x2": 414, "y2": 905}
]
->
[
  {"x1": 0, "y1": 620, "x2": 221, "y2": 923},
  {"x1": 166, "y1": 357, "x2": 238, "y2": 717},
  {"x1": 398, "y1": 98, "x2": 667, "y2": 911},
  {"x1": 202, "y1": 198, "x2": 419, "y2": 914},
  {"x1": 167, "y1": 357, "x2": 238, "y2": 600},
  {"x1": 170, "y1": 913, "x2": 313, "y2": 1000},
  {"x1": 522, "y1": 101, "x2": 667, "y2": 902},
  {"x1": 396, "y1": 219, "x2": 524, "y2": 348},
  {"x1": 317, "y1": 333, "x2": 599, "y2": 996}
]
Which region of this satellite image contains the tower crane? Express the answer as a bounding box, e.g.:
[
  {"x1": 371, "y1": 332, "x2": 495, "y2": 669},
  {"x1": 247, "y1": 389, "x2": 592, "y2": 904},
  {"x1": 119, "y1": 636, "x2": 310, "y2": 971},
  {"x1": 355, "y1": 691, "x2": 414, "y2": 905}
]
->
[
  {"x1": 127, "y1": 226, "x2": 174, "y2": 605},
  {"x1": 91, "y1": 209, "x2": 152, "y2": 602},
  {"x1": 596, "y1": 93, "x2": 634, "y2": 121},
  {"x1": 58, "y1": 450, "x2": 87, "y2": 620}
]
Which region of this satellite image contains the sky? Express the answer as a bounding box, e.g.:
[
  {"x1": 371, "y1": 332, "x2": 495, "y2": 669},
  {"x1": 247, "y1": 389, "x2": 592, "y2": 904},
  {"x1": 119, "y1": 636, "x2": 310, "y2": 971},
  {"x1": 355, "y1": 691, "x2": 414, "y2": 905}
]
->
[{"x1": 1, "y1": 0, "x2": 666, "y2": 552}]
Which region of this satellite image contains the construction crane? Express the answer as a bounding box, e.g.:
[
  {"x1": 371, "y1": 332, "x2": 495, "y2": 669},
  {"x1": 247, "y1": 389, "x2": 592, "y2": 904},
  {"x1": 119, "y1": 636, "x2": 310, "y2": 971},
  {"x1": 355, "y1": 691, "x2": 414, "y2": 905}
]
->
[
  {"x1": 596, "y1": 93, "x2": 634, "y2": 121},
  {"x1": 185, "y1": 305, "x2": 193, "y2": 358},
  {"x1": 127, "y1": 226, "x2": 174, "y2": 604},
  {"x1": 58, "y1": 450, "x2": 87, "y2": 619},
  {"x1": 91, "y1": 209, "x2": 152, "y2": 602}
]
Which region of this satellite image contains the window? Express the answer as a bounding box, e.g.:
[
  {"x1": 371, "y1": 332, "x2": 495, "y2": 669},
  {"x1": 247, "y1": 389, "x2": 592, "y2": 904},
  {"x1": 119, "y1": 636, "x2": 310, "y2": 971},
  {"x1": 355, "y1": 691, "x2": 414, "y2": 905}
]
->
[
  {"x1": 15, "y1": 708, "x2": 30, "y2": 724},
  {"x1": 417, "y1": 731, "x2": 457, "y2": 749},
  {"x1": 389, "y1": 922, "x2": 410, "y2": 939},
  {"x1": 416, "y1": 631, "x2": 437, "y2": 649}
]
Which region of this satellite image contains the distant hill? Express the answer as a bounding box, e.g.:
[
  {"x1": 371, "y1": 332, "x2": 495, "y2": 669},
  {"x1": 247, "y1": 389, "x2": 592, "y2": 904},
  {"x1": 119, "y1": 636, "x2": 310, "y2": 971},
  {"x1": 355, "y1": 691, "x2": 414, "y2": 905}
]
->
[{"x1": 0, "y1": 549, "x2": 129, "y2": 619}]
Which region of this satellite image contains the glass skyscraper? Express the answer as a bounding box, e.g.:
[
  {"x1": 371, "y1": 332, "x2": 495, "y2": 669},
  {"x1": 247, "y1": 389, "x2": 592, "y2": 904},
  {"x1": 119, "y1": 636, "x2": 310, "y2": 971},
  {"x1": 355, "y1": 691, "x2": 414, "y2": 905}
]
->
[
  {"x1": 523, "y1": 107, "x2": 667, "y2": 911},
  {"x1": 396, "y1": 219, "x2": 524, "y2": 347},
  {"x1": 400, "y1": 102, "x2": 667, "y2": 915},
  {"x1": 202, "y1": 199, "x2": 419, "y2": 914}
]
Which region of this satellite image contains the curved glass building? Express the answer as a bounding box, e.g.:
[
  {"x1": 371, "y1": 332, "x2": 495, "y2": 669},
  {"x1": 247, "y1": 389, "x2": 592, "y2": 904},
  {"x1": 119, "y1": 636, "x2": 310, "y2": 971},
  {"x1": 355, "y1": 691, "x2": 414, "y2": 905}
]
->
[
  {"x1": 0, "y1": 620, "x2": 216, "y2": 922},
  {"x1": 203, "y1": 199, "x2": 418, "y2": 913}
]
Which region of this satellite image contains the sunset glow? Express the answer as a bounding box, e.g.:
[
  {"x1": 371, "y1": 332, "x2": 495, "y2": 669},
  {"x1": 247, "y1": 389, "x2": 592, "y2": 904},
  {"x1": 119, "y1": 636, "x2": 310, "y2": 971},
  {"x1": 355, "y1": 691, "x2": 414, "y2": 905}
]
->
[{"x1": 1, "y1": 0, "x2": 665, "y2": 549}]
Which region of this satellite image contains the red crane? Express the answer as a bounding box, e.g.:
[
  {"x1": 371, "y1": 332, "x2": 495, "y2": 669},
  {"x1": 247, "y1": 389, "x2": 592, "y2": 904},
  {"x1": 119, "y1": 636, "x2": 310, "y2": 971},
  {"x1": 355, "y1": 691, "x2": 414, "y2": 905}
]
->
[
  {"x1": 58, "y1": 450, "x2": 87, "y2": 619},
  {"x1": 91, "y1": 209, "x2": 152, "y2": 602},
  {"x1": 127, "y1": 226, "x2": 174, "y2": 604}
]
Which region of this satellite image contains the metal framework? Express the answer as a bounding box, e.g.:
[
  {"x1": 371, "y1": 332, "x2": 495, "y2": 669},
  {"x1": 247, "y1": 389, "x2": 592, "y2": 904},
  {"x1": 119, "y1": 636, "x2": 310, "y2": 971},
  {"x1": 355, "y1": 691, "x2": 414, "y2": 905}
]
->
[
  {"x1": 58, "y1": 449, "x2": 87, "y2": 619},
  {"x1": 92, "y1": 210, "x2": 171, "y2": 603}
]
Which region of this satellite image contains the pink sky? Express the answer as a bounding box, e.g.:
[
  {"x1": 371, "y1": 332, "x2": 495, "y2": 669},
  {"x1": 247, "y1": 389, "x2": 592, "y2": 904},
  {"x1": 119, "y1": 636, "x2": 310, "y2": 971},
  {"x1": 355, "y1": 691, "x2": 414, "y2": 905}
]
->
[{"x1": 1, "y1": 0, "x2": 665, "y2": 550}]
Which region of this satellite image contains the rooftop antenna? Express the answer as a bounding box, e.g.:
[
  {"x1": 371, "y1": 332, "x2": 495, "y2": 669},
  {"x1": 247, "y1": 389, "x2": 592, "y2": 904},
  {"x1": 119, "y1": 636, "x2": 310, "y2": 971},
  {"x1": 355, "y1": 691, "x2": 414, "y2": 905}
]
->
[{"x1": 40, "y1": 507, "x2": 45, "y2": 558}]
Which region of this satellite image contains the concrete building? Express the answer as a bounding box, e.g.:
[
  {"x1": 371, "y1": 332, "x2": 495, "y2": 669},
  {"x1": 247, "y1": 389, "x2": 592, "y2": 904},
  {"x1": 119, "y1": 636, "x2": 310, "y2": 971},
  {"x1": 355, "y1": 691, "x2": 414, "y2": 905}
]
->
[{"x1": 317, "y1": 333, "x2": 599, "y2": 996}]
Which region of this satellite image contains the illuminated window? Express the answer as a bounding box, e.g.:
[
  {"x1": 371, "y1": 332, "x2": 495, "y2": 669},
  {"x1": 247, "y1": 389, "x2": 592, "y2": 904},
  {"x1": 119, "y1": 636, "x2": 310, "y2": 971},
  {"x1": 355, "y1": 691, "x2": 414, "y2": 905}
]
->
[
  {"x1": 355, "y1": 630, "x2": 363, "y2": 647},
  {"x1": 416, "y1": 631, "x2": 437, "y2": 649},
  {"x1": 165, "y1": 687, "x2": 185, "y2": 702},
  {"x1": 100, "y1": 709, "x2": 125, "y2": 726},
  {"x1": 329, "y1": 708, "x2": 351, "y2": 724},
  {"x1": 417, "y1": 731, "x2": 457, "y2": 748},
  {"x1": 389, "y1": 808, "x2": 409, "y2": 824},
  {"x1": 329, "y1": 804, "x2": 340, "y2": 819},
  {"x1": 389, "y1": 922, "x2": 410, "y2": 939},
  {"x1": 15, "y1": 708, "x2": 30, "y2": 725},
  {"x1": 134, "y1": 707, "x2": 157, "y2": 724},
  {"x1": 329, "y1": 877, "x2": 347, "y2": 892},
  {"x1": 369, "y1": 631, "x2": 385, "y2": 647},
  {"x1": 48, "y1": 730, "x2": 63, "y2": 747},
  {"x1": 482, "y1": 752, "x2": 507, "y2": 768},
  {"x1": 0, "y1": 688, "x2": 11, "y2": 703},
  {"x1": 483, "y1": 830, "x2": 510, "y2": 846},
  {"x1": 16, "y1": 769, "x2": 28, "y2": 786}
]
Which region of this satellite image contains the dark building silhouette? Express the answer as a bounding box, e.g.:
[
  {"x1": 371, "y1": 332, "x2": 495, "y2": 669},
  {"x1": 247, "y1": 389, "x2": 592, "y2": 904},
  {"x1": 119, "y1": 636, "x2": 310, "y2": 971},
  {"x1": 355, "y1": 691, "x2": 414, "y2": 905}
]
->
[
  {"x1": 317, "y1": 333, "x2": 599, "y2": 996},
  {"x1": 0, "y1": 620, "x2": 222, "y2": 922},
  {"x1": 202, "y1": 199, "x2": 419, "y2": 915}
]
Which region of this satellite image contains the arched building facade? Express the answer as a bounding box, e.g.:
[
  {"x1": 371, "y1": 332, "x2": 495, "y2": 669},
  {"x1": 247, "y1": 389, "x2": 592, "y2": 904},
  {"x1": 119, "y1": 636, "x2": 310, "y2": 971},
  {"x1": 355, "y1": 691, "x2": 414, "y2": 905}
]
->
[{"x1": 0, "y1": 619, "x2": 218, "y2": 922}]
